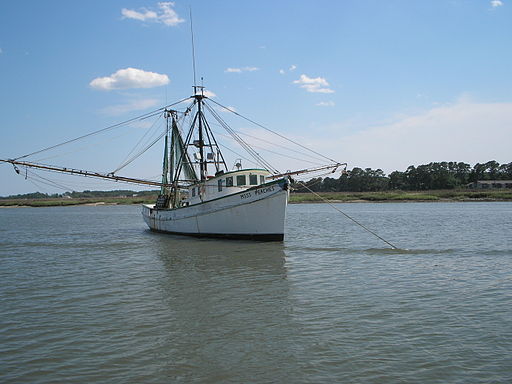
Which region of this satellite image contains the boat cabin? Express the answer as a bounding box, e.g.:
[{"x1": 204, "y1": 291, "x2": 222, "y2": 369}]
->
[{"x1": 183, "y1": 169, "x2": 271, "y2": 206}]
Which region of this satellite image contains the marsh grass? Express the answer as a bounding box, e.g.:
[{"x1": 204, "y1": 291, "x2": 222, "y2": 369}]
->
[
  {"x1": 0, "y1": 196, "x2": 157, "y2": 207},
  {"x1": 1, "y1": 190, "x2": 510, "y2": 207},
  {"x1": 290, "y1": 189, "x2": 512, "y2": 203}
]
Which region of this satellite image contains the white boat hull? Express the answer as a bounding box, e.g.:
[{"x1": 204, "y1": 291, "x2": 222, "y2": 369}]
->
[{"x1": 142, "y1": 178, "x2": 289, "y2": 241}]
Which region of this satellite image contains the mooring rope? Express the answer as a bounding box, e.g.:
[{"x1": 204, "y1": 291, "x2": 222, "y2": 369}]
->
[{"x1": 299, "y1": 184, "x2": 399, "y2": 250}]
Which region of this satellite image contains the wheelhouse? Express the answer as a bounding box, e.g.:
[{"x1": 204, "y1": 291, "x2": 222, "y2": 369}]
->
[{"x1": 183, "y1": 169, "x2": 271, "y2": 206}]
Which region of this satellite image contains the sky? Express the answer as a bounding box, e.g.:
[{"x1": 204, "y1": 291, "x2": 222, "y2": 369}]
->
[{"x1": 1, "y1": 0, "x2": 511, "y2": 195}]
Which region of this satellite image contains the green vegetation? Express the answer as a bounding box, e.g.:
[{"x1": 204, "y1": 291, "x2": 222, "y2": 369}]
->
[
  {"x1": 0, "y1": 189, "x2": 159, "y2": 200},
  {"x1": 295, "y1": 160, "x2": 512, "y2": 193},
  {"x1": 2, "y1": 161, "x2": 511, "y2": 207},
  {"x1": 1, "y1": 189, "x2": 510, "y2": 208},
  {"x1": 290, "y1": 189, "x2": 512, "y2": 203},
  {"x1": 0, "y1": 194, "x2": 158, "y2": 207}
]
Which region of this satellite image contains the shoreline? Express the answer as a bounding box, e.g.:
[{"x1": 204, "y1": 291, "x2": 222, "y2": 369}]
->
[{"x1": 1, "y1": 190, "x2": 511, "y2": 208}]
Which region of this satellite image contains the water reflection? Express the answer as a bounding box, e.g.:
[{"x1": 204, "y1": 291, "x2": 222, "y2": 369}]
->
[{"x1": 149, "y1": 234, "x2": 300, "y2": 382}]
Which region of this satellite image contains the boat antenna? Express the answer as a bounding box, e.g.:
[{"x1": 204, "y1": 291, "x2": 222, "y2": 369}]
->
[{"x1": 189, "y1": 7, "x2": 197, "y2": 87}]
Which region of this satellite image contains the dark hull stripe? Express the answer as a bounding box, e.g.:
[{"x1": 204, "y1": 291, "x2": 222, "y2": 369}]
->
[{"x1": 149, "y1": 228, "x2": 284, "y2": 242}]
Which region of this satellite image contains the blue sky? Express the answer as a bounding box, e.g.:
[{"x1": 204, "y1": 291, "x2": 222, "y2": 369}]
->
[{"x1": 1, "y1": 0, "x2": 511, "y2": 195}]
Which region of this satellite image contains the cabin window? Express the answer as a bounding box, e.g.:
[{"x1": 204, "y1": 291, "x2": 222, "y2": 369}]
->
[
  {"x1": 218, "y1": 179, "x2": 223, "y2": 192},
  {"x1": 192, "y1": 187, "x2": 196, "y2": 197},
  {"x1": 260, "y1": 175, "x2": 265, "y2": 184},
  {"x1": 249, "y1": 174, "x2": 258, "y2": 185},
  {"x1": 237, "y1": 175, "x2": 246, "y2": 186},
  {"x1": 226, "y1": 176, "x2": 233, "y2": 187}
]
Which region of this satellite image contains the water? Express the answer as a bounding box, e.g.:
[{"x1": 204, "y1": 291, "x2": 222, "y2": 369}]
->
[{"x1": 0, "y1": 202, "x2": 511, "y2": 383}]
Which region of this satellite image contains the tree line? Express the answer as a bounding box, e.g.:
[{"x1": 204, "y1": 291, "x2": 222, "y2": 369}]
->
[
  {"x1": 3, "y1": 161, "x2": 511, "y2": 198},
  {"x1": 0, "y1": 189, "x2": 158, "y2": 200},
  {"x1": 294, "y1": 161, "x2": 512, "y2": 192}
]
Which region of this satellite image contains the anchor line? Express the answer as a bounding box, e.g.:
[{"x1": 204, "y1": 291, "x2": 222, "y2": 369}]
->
[{"x1": 299, "y1": 183, "x2": 399, "y2": 250}]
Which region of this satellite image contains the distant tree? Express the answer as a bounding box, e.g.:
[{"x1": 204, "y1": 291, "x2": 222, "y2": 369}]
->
[
  {"x1": 499, "y1": 162, "x2": 512, "y2": 179},
  {"x1": 389, "y1": 171, "x2": 406, "y2": 190}
]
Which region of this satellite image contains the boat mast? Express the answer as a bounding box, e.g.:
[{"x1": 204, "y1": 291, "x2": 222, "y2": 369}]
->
[
  {"x1": 194, "y1": 86, "x2": 207, "y2": 181},
  {"x1": 161, "y1": 112, "x2": 171, "y2": 195}
]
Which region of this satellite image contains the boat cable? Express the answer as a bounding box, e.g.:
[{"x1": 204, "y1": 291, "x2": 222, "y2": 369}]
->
[
  {"x1": 299, "y1": 183, "x2": 399, "y2": 250},
  {"x1": 205, "y1": 118, "x2": 329, "y2": 164},
  {"x1": 217, "y1": 143, "x2": 261, "y2": 169},
  {"x1": 30, "y1": 125, "x2": 155, "y2": 164},
  {"x1": 207, "y1": 123, "x2": 327, "y2": 165},
  {"x1": 26, "y1": 169, "x2": 74, "y2": 192},
  {"x1": 204, "y1": 102, "x2": 277, "y2": 172},
  {"x1": 11, "y1": 97, "x2": 192, "y2": 161},
  {"x1": 110, "y1": 128, "x2": 168, "y2": 174},
  {"x1": 208, "y1": 99, "x2": 340, "y2": 165},
  {"x1": 204, "y1": 102, "x2": 280, "y2": 174},
  {"x1": 212, "y1": 130, "x2": 325, "y2": 166},
  {"x1": 111, "y1": 114, "x2": 165, "y2": 174}
]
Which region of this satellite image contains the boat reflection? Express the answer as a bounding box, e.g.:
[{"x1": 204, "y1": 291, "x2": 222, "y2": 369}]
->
[
  {"x1": 152, "y1": 233, "x2": 288, "y2": 275},
  {"x1": 148, "y1": 234, "x2": 301, "y2": 382}
]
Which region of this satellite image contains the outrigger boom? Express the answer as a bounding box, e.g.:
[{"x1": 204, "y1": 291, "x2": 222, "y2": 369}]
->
[
  {"x1": 0, "y1": 159, "x2": 170, "y2": 188},
  {"x1": 267, "y1": 163, "x2": 347, "y2": 180},
  {"x1": 1, "y1": 159, "x2": 346, "y2": 188}
]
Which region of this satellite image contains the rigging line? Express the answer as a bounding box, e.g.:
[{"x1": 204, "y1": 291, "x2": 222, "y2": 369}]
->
[
  {"x1": 200, "y1": 113, "x2": 228, "y2": 171},
  {"x1": 189, "y1": 7, "x2": 197, "y2": 86},
  {"x1": 26, "y1": 169, "x2": 76, "y2": 191},
  {"x1": 217, "y1": 143, "x2": 261, "y2": 169},
  {"x1": 204, "y1": 102, "x2": 275, "y2": 171},
  {"x1": 299, "y1": 183, "x2": 399, "y2": 250},
  {"x1": 13, "y1": 97, "x2": 192, "y2": 161},
  {"x1": 204, "y1": 102, "x2": 279, "y2": 173},
  {"x1": 216, "y1": 115, "x2": 275, "y2": 172},
  {"x1": 174, "y1": 100, "x2": 200, "y2": 183},
  {"x1": 211, "y1": 129, "x2": 325, "y2": 166},
  {"x1": 206, "y1": 118, "x2": 329, "y2": 164},
  {"x1": 294, "y1": 169, "x2": 339, "y2": 181},
  {"x1": 112, "y1": 114, "x2": 164, "y2": 174},
  {"x1": 32, "y1": 120, "x2": 161, "y2": 164},
  {"x1": 27, "y1": 178, "x2": 54, "y2": 195},
  {"x1": 208, "y1": 98, "x2": 339, "y2": 164},
  {"x1": 14, "y1": 111, "x2": 159, "y2": 161},
  {"x1": 111, "y1": 128, "x2": 168, "y2": 174},
  {"x1": 23, "y1": 169, "x2": 76, "y2": 193},
  {"x1": 21, "y1": 165, "x2": 166, "y2": 188}
]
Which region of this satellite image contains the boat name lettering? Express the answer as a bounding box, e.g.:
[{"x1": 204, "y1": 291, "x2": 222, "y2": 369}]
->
[
  {"x1": 240, "y1": 192, "x2": 252, "y2": 199},
  {"x1": 255, "y1": 186, "x2": 275, "y2": 195}
]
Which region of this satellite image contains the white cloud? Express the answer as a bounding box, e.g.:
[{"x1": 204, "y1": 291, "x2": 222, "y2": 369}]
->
[
  {"x1": 101, "y1": 98, "x2": 160, "y2": 116},
  {"x1": 225, "y1": 67, "x2": 259, "y2": 73},
  {"x1": 314, "y1": 100, "x2": 512, "y2": 172},
  {"x1": 491, "y1": 0, "x2": 503, "y2": 7},
  {"x1": 0, "y1": 48, "x2": 3, "y2": 54},
  {"x1": 293, "y1": 74, "x2": 334, "y2": 93},
  {"x1": 279, "y1": 65, "x2": 297, "y2": 75},
  {"x1": 121, "y1": 2, "x2": 184, "y2": 26},
  {"x1": 316, "y1": 101, "x2": 335, "y2": 107},
  {"x1": 121, "y1": 8, "x2": 157, "y2": 21},
  {"x1": 90, "y1": 67, "x2": 169, "y2": 91}
]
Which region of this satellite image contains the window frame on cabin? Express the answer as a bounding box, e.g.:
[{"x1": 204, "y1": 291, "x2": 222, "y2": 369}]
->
[{"x1": 236, "y1": 175, "x2": 246, "y2": 186}]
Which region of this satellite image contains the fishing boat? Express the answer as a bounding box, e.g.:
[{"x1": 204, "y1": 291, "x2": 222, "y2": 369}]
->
[
  {"x1": 1, "y1": 85, "x2": 344, "y2": 241},
  {"x1": 142, "y1": 86, "x2": 291, "y2": 240}
]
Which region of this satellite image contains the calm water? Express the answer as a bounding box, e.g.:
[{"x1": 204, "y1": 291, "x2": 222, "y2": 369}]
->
[{"x1": 0, "y1": 202, "x2": 511, "y2": 383}]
